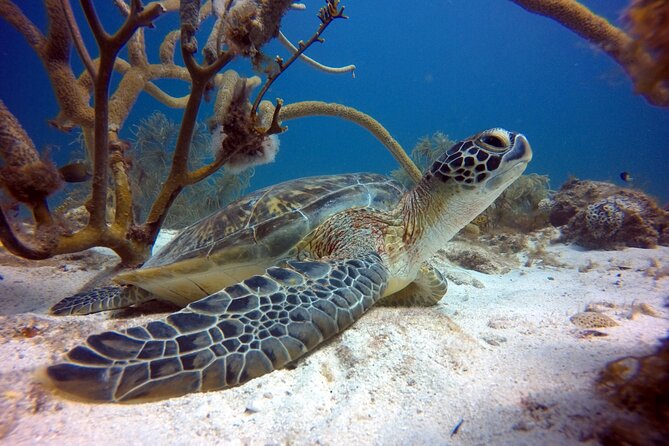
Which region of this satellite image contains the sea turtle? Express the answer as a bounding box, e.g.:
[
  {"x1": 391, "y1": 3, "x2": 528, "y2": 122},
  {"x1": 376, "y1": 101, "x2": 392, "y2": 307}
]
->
[{"x1": 45, "y1": 128, "x2": 532, "y2": 403}]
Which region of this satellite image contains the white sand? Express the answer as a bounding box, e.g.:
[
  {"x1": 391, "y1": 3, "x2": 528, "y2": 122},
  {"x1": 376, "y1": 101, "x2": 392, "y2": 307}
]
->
[{"x1": 0, "y1": 229, "x2": 667, "y2": 445}]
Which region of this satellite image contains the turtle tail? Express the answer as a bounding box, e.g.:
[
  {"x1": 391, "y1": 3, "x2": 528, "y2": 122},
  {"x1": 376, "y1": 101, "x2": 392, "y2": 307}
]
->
[
  {"x1": 49, "y1": 286, "x2": 152, "y2": 316},
  {"x1": 45, "y1": 254, "x2": 388, "y2": 403}
]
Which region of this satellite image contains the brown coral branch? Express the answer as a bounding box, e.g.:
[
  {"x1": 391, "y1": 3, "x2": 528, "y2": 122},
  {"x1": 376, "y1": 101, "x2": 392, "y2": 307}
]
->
[
  {"x1": 113, "y1": 59, "x2": 190, "y2": 109},
  {"x1": 188, "y1": 157, "x2": 228, "y2": 185},
  {"x1": 59, "y1": 0, "x2": 97, "y2": 79},
  {"x1": 128, "y1": 28, "x2": 149, "y2": 68},
  {"x1": 279, "y1": 101, "x2": 422, "y2": 183},
  {"x1": 0, "y1": 102, "x2": 60, "y2": 258},
  {"x1": 0, "y1": 0, "x2": 45, "y2": 50},
  {"x1": 0, "y1": 0, "x2": 350, "y2": 265},
  {"x1": 159, "y1": 30, "x2": 181, "y2": 65},
  {"x1": 0, "y1": 100, "x2": 63, "y2": 206},
  {"x1": 625, "y1": 0, "x2": 669, "y2": 94},
  {"x1": 80, "y1": 0, "x2": 165, "y2": 229},
  {"x1": 140, "y1": 0, "x2": 231, "y2": 239},
  {"x1": 2, "y1": 1, "x2": 95, "y2": 129},
  {"x1": 509, "y1": 0, "x2": 669, "y2": 106},
  {"x1": 109, "y1": 141, "x2": 134, "y2": 230}
]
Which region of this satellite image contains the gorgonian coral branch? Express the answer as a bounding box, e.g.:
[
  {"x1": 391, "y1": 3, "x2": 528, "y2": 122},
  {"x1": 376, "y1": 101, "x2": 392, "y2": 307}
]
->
[
  {"x1": 277, "y1": 31, "x2": 355, "y2": 76},
  {"x1": 251, "y1": 0, "x2": 348, "y2": 117},
  {"x1": 278, "y1": 100, "x2": 422, "y2": 183}
]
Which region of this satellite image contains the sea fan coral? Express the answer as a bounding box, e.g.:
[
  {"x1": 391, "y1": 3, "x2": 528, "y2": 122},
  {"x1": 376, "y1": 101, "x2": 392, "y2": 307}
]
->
[
  {"x1": 391, "y1": 132, "x2": 455, "y2": 187},
  {"x1": 128, "y1": 112, "x2": 253, "y2": 229}
]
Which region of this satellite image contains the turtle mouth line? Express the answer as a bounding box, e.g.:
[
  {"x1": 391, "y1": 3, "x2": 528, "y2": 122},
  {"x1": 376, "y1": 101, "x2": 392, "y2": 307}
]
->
[{"x1": 484, "y1": 160, "x2": 530, "y2": 192}]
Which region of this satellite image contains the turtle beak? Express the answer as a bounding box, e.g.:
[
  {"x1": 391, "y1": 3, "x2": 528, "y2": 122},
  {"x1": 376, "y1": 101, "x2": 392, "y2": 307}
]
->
[
  {"x1": 505, "y1": 133, "x2": 532, "y2": 164},
  {"x1": 484, "y1": 133, "x2": 532, "y2": 192}
]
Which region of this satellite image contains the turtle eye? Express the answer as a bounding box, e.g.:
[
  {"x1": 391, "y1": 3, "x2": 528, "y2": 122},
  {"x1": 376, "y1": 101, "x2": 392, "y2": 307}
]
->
[
  {"x1": 478, "y1": 130, "x2": 510, "y2": 152},
  {"x1": 481, "y1": 134, "x2": 505, "y2": 149}
]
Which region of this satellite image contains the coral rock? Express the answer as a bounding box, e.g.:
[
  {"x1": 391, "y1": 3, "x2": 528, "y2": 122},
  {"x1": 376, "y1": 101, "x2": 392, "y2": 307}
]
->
[
  {"x1": 597, "y1": 336, "x2": 669, "y2": 443},
  {"x1": 549, "y1": 179, "x2": 669, "y2": 250}
]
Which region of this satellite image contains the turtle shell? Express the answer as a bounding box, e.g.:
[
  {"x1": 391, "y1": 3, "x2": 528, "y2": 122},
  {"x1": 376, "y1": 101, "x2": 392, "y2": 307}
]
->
[{"x1": 115, "y1": 173, "x2": 404, "y2": 305}]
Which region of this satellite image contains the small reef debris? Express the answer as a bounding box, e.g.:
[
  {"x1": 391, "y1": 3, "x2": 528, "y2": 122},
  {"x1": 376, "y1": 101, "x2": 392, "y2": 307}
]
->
[
  {"x1": 575, "y1": 330, "x2": 609, "y2": 339},
  {"x1": 487, "y1": 316, "x2": 519, "y2": 330},
  {"x1": 644, "y1": 258, "x2": 669, "y2": 280},
  {"x1": 577, "y1": 259, "x2": 598, "y2": 273},
  {"x1": 548, "y1": 178, "x2": 669, "y2": 250},
  {"x1": 15, "y1": 325, "x2": 43, "y2": 339},
  {"x1": 629, "y1": 302, "x2": 664, "y2": 320},
  {"x1": 481, "y1": 333, "x2": 507, "y2": 346},
  {"x1": 584, "y1": 301, "x2": 616, "y2": 313},
  {"x1": 513, "y1": 396, "x2": 556, "y2": 431},
  {"x1": 569, "y1": 311, "x2": 618, "y2": 329},
  {"x1": 245, "y1": 393, "x2": 273, "y2": 414},
  {"x1": 441, "y1": 269, "x2": 485, "y2": 288},
  {"x1": 438, "y1": 241, "x2": 514, "y2": 274},
  {"x1": 450, "y1": 418, "x2": 464, "y2": 437}
]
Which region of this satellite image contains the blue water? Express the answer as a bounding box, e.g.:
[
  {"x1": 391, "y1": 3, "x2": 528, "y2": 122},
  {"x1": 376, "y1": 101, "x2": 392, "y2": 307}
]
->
[{"x1": 1, "y1": 1, "x2": 668, "y2": 204}]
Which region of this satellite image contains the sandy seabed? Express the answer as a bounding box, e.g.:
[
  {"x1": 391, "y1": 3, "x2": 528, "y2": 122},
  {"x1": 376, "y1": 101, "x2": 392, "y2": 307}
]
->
[{"x1": 0, "y1": 229, "x2": 667, "y2": 445}]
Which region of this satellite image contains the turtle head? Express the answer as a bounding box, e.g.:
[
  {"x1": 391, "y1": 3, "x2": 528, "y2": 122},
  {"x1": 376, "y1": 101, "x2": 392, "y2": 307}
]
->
[
  {"x1": 408, "y1": 128, "x2": 532, "y2": 246},
  {"x1": 427, "y1": 128, "x2": 532, "y2": 194}
]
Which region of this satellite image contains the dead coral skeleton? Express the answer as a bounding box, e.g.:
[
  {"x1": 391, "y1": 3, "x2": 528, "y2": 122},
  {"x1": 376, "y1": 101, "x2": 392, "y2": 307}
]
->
[{"x1": 0, "y1": 0, "x2": 419, "y2": 266}]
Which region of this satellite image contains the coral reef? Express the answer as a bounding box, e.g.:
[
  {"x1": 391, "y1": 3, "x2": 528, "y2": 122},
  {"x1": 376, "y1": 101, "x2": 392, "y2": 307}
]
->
[
  {"x1": 2, "y1": 0, "x2": 667, "y2": 267},
  {"x1": 597, "y1": 336, "x2": 669, "y2": 444},
  {"x1": 549, "y1": 179, "x2": 669, "y2": 249},
  {"x1": 0, "y1": 0, "x2": 421, "y2": 265}
]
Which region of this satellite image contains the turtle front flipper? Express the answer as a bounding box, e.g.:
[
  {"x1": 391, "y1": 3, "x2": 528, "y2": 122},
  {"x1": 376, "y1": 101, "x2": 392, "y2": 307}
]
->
[
  {"x1": 49, "y1": 286, "x2": 153, "y2": 316},
  {"x1": 379, "y1": 262, "x2": 447, "y2": 307},
  {"x1": 45, "y1": 253, "x2": 388, "y2": 403}
]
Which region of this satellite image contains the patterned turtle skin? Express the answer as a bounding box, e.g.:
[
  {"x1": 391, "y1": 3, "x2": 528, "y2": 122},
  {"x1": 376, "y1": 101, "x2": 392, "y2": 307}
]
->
[{"x1": 45, "y1": 128, "x2": 532, "y2": 403}]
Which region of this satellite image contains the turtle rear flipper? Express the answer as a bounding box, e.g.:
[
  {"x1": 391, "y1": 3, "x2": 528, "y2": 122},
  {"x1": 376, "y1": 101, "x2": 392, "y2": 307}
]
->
[
  {"x1": 379, "y1": 262, "x2": 448, "y2": 307},
  {"x1": 45, "y1": 253, "x2": 389, "y2": 403},
  {"x1": 49, "y1": 286, "x2": 152, "y2": 316}
]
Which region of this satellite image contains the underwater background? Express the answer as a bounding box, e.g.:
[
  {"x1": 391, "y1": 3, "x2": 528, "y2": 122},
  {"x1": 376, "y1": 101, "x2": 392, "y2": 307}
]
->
[{"x1": 1, "y1": 0, "x2": 668, "y2": 206}]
